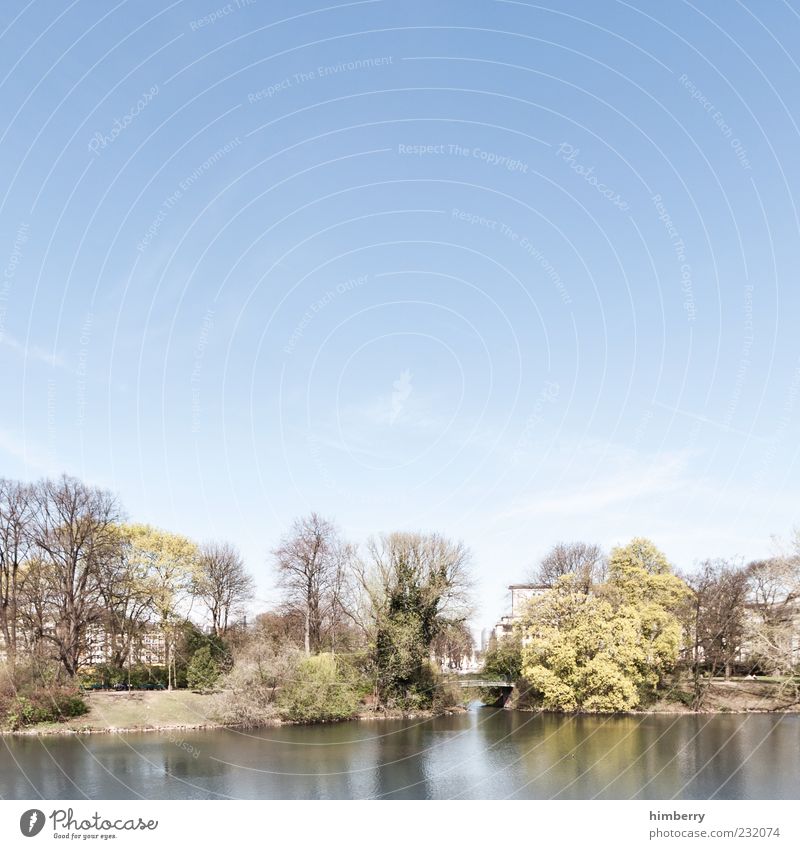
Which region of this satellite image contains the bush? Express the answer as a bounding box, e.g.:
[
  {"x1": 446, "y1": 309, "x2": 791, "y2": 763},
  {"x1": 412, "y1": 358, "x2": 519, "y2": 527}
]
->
[
  {"x1": 186, "y1": 646, "x2": 220, "y2": 691},
  {"x1": 213, "y1": 640, "x2": 301, "y2": 727},
  {"x1": 482, "y1": 637, "x2": 522, "y2": 681},
  {"x1": 432, "y1": 676, "x2": 469, "y2": 711},
  {"x1": 3, "y1": 685, "x2": 88, "y2": 730},
  {"x1": 278, "y1": 653, "x2": 360, "y2": 723}
]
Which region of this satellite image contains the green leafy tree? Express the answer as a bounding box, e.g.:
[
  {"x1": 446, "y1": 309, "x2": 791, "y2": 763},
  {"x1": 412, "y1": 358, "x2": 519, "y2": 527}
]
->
[
  {"x1": 186, "y1": 645, "x2": 219, "y2": 691},
  {"x1": 482, "y1": 635, "x2": 522, "y2": 681},
  {"x1": 350, "y1": 532, "x2": 472, "y2": 708}
]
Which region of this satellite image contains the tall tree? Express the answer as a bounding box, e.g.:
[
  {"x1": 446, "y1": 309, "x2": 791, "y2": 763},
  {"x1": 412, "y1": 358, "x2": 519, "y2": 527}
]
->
[
  {"x1": 682, "y1": 560, "x2": 749, "y2": 708},
  {"x1": 745, "y1": 550, "x2": 800, "y2": 678},
  {"x1": 272, "y1": 513, "x2": 345, "y2": 656},
  {"x1": 194, "y1": 542, "x2": 254, "y2": 637},
  {"x1": 534, "y1": 541, "x2": 605, "y2": 593},
  {"x1": 431, "y1": 621, "x2": 474, "y2": 670},
  {"x1": 95, "y1": 526, "x2": 156, "y2": 671},
  {"x1": 352, "y1": 532, "x2": 473, "y2": 706},
  {"x1": 126, "y1": 524, "x2": 198, "y2": 689},
  {"x1": 30, "y1": 475, "x2": 121, "y2": 677},
  {"x1": 0, "y1": 478, "x2": 34, "y2": 671},
  {"x1": 520, "y1": 541, "x2": 688, "y2": 712}
]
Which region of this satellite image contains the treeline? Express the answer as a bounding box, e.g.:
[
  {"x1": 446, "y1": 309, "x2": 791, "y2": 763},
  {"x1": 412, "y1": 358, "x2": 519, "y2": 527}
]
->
[
  {"x1": 1, "y1": 476, "x2": 475, "y2": 727},
  {"x1": 484, "y1": 536, "x2": 800, "y2": 712},
  {"x1": 216, "y1": 513, "x2": 474, "y2": 724},
  {"x1": 0, "y1": 475, "x2": 254, "y2": 722}
]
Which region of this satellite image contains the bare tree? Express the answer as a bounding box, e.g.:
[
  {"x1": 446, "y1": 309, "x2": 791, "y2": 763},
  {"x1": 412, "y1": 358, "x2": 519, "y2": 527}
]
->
[
  {"x1": 432, "y1": 621, "x2": 474, "y2": 671},
  {"x1": 30, "y1": 475, "x2": 121, "y2": 677},
  {"x1": 682, "y1": 559, "x2": 749, "y2": 708},
  {"x1": 15, "y1": 554, "x2": 54, "y2": 660},
  {"x1": 195, "y1": 542, "x2": 254, "y2": 637},
  {"x1": 745, "y1": 552, "x2": 800, "y2": 680},
  {"x1": 272, "y1": 513, "x2": 345, "y2": 656},
  {"x1": 534, "y1": 542, "x2": 605, "y2": 593},
  {"x1": 0, "y1": 478, "x2": 34, "y2": 670}
]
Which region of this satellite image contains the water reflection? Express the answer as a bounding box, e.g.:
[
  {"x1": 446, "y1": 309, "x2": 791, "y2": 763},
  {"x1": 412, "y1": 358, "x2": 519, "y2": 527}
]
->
[{"x1": 1, "y1": 709, "x2": 798, "y2": 799}]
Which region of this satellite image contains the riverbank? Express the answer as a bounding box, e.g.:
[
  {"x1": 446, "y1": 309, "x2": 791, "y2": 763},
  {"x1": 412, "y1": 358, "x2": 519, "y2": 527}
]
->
[
  {"x1": 1, "y1": 690, "x2": 468, "y2": 736},
  {"x1": 5, "y1": 679, "x2": 798, "y2": 736},
  {"x1": 1, "y1": 690, "x2": 225, "y2": 736},
  {"x1": 505, "y1": 678, "x2": 800, "y2": 714}
]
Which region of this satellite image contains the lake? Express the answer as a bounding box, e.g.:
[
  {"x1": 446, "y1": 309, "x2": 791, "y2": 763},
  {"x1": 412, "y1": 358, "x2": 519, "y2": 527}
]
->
[{"x1": 2, "y1": 707, "x2": 798, "y2": 799}]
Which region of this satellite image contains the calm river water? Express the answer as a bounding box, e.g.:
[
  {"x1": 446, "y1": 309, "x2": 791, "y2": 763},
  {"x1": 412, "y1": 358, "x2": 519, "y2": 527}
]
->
[{"x1": 2, "y1": 708, "x2": 798, "y2": 799}]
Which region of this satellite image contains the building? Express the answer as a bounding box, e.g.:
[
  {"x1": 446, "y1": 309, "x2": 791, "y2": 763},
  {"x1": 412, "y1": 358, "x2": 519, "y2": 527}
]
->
[{"x1": 493, "y1": 583, "x2": 549, "y2": 641}]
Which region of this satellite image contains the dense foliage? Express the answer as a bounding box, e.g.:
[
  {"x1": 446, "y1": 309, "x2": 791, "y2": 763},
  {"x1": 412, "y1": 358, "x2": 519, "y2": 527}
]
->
[
  {"x1": 519, "y1": 539, "x2": 689, "y2": 712},
  {"x1": 278, "y1": 653, "x2": 362, "y2": 722},
  {"x1": 186, "y1": 646, "x2": 220, "y2": 691},
  {"x1": 0, "y1": 663, "x2": 87, "y2": 730}
]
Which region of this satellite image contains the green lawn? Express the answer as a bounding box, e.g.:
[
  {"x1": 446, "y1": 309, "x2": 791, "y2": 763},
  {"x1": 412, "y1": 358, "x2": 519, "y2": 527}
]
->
[{"x1": 40, "y1": 690, "x2": 219, "y2": 733}]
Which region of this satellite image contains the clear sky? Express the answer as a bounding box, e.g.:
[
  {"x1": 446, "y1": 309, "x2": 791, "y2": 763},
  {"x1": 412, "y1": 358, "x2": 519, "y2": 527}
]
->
[{"x1": 1, "y1": 0, "x2": 799, "y2": 628}]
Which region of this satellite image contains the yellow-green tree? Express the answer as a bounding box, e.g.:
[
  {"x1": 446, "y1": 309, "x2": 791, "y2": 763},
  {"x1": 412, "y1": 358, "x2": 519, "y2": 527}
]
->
[
  {"x1": 125, "y1": 524, "x2": 198, "y2": 689},
  {"x1": 604, "y1": 537, "x2": 689, "y2": 684},
  {"x1": 520, "y1": 539, "x2": 689, "y2": 712}
]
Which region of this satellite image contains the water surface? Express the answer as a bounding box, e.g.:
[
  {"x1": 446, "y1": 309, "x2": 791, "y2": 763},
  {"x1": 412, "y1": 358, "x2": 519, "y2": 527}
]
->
[{"x1": 2, "y1": 708, "x2": 798, "y2": 799}]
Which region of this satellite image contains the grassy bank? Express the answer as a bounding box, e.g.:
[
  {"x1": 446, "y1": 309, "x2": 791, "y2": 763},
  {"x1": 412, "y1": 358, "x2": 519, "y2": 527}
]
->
[
  {"x1": 1, "y1": 690, "x2": 224, "y2": 735},
  {"x1": 503, "y1": 677, "x2": 800, "y2": 714},
  {"x1": 6, "y1": 678, "x2": 798, "y2": 736},
  {"x1": 1, "y1": 690, "x2": 469, "y2": 736},
  {"x1": 652, "y1": 678, "x2": 800, "y2": 713}
]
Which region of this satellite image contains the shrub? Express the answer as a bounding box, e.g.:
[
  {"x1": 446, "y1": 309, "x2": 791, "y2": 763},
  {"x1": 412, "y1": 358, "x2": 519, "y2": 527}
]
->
[
  {"x1": 3, "y1": 686, "x2": 88, "y2": 730},
  {"x1": 278, "y1": 653, "x2": 360, "y2": 722},
  {"x1": 186, "y1": 646, "x2": 220, "y2": 691},
  {"x1": 213, "y1": 640, "x2": 301, "y2": 727},
  {"x1": 482, "y1": 636, "x2": 522, "y2": 681}
]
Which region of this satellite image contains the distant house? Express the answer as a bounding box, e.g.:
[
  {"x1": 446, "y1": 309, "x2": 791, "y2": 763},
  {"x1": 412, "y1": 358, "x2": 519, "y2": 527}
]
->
[
  {"x1": 82, "y1": 625, "x2": 167, "y2": 668},
  {"x1": 2, "y1": 623, "x2": 169, "y2": 672},
  {"x1": 493, "y1": 583, "x2": 549, "y2": 641}
]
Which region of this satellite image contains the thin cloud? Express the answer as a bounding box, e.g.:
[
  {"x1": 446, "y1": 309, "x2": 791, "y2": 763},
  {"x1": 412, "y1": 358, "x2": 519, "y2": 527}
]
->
[{"x1": 0, "y1": 332, "x2": 70, "y2": 370}]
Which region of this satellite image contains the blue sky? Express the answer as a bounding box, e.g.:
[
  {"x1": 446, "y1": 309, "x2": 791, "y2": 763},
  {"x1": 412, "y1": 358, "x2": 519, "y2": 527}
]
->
[{"x1": 1, "y1": 0, "x2": 799, "y2": 627}]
